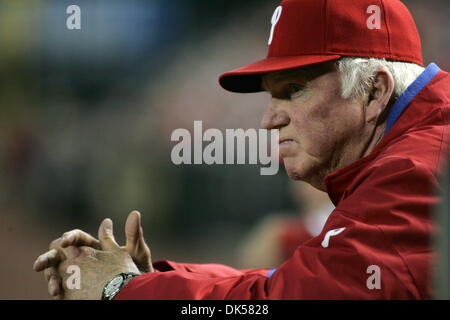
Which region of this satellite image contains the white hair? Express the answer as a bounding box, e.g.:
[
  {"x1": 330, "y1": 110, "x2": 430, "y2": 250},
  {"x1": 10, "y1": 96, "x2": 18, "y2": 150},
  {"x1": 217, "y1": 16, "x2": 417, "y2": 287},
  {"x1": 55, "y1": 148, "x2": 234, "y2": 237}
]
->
[{"x1": 336, "y1": 57, "x2": 425, "y2": 100}]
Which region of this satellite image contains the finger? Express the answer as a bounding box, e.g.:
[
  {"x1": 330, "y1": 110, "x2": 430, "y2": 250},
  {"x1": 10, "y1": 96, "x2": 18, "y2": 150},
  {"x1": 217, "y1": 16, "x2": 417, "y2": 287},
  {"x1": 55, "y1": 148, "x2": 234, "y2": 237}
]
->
[
  {"x1": 60, "y1": 229, "x2": 101, "y2": 249},
  {"x1": 44, "y1": 266, "x2": 58, "y2": 282},
  {"x1": 125, "y1": 211, "x2": 153, "y2": 272},
  {"x1": 98, "y1": 218, "x2": 120, "y2": 251},
  {"x1": 35, "y1": 245, "x2": 82, "y2": 272},
  {"x1": 125, "y1": 211, "x2": 143, "y2": 253},
  {"x1": 48, "y1": 275, "x2": 62, "y2": 297},
  {"x1": 34, "y1": 249, "x2": 66, "y2": 272},
  {"x1": 44, "y1": 267, "x2": 62, "y2": 296}
]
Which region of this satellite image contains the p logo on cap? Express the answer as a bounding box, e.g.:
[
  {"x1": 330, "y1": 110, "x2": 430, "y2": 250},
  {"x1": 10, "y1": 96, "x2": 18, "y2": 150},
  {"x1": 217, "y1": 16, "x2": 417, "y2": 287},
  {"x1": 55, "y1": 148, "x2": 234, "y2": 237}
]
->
[{"x1": 268, "y1": 6, "x2": 282, "y2": 45}]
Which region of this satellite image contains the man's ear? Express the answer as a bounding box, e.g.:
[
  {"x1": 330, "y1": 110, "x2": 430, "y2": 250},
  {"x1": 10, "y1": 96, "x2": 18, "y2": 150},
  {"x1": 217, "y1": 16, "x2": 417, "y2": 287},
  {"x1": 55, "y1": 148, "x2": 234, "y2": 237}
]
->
[{"x1": 365, "y1": 69, "x2": 394, "y2": 124}]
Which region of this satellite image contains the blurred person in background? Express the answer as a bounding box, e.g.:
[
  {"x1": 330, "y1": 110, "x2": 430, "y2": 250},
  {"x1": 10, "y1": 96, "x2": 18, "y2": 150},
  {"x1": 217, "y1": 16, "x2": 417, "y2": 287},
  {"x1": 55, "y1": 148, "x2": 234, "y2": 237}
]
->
[
  {"x1": 32, "y1": 0, "x2": 449, "y2": 299},
  {"x1": 236, "y1": 181, "x2": 334, "y2": 269}
]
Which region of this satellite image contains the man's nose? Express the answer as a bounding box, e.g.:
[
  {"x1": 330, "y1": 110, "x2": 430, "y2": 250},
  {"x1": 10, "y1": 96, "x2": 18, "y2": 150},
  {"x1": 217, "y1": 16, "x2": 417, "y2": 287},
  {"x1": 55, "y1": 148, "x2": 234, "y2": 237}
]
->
[{"x1": 261, "y1": 99, "x2": 290, "y2": 130}]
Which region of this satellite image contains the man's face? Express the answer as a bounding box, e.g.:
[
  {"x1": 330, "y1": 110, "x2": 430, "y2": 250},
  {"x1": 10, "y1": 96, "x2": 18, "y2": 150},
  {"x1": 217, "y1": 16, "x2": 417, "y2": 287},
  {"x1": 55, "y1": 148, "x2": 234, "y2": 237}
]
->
[{"x1": 261, "y1": 63, "x2": 369, "y2": 190}]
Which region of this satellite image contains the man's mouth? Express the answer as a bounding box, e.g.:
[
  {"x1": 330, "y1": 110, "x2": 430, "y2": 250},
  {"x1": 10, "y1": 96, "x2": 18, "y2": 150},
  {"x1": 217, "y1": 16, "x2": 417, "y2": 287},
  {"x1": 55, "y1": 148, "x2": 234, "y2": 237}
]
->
[{"x1": 279, "y1": 139, "x2": 294, "y2": 146}]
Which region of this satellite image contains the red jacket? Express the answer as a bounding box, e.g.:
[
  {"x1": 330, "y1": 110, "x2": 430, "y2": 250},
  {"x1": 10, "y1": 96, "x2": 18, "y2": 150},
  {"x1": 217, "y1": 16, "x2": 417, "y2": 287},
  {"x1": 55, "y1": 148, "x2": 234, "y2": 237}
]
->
[{"x1": 117, "y1": 64, "x2": 449, "y2": 299}]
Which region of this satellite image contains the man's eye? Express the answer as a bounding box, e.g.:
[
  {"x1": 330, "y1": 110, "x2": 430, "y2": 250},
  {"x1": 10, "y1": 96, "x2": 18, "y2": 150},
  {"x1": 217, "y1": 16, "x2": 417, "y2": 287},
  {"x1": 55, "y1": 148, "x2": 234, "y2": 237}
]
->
[{"x1": 288, "y1": 84, "x2": 303, "y2": 97}]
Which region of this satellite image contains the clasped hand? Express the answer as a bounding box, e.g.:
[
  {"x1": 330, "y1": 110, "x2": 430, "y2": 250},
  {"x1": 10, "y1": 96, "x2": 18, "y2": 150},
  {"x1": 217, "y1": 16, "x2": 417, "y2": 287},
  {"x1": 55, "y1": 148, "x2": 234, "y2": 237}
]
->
[{"x1": 33, "y1": 211, "x2": 153, "y2": 299}]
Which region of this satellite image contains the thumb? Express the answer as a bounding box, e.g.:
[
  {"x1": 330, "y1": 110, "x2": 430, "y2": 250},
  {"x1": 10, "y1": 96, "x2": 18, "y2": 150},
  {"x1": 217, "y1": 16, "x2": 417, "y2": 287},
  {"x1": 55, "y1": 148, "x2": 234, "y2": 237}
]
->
[
  {"x1": 98, "y1": 218, "x2": 120, "y2": 251},
  {"x1": 125, "y1": 211, "x2": 153, "y2": 272},
  {"x1": 125, "y1": 211, "x2": 142, "y2": 253}
]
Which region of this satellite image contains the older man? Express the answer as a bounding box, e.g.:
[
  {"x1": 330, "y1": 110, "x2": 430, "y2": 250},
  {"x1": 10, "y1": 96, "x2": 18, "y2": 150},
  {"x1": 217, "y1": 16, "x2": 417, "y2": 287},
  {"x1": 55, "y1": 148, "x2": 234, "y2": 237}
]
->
[{"x1": 34, "y1": 0, "x2": 449, "y2": 299}]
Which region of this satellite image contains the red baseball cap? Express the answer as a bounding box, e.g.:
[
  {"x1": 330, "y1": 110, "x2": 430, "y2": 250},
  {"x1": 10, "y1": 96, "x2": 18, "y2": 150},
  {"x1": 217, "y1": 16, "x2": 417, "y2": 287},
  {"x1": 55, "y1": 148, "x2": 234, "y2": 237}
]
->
[{"x1": 219, "y1": 0, "x2": 423, "y2": 93}]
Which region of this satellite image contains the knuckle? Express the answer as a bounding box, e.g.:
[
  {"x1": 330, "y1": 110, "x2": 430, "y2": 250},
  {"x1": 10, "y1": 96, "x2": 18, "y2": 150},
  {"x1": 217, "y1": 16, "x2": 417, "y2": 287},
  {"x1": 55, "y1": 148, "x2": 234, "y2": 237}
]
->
[
  {"x1": 103, "y1": 234, "x2": 115, "y2": 242},
  {"x1": 64, "y1": 229, "x2": 81, "y2": 239},
  {"x1": 65, "y1": 246, "x2": 81, "y2": 258},
  {"x1": 80, "y1": 246, "x2": 94, "y2": 256}
]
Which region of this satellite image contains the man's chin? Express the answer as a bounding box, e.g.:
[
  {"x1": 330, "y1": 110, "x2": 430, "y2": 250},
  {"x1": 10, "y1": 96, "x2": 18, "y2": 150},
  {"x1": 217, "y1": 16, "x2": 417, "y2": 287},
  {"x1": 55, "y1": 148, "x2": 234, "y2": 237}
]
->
[
  {"x1": 283, "y1": 163, "x2": 305, "y2": 181},
  {"x1": 282, "y1": 157, "x2": 312, "y2": 182},
  {"x1": 286, "y1": 170, "x2": 304, "y2": 181}
]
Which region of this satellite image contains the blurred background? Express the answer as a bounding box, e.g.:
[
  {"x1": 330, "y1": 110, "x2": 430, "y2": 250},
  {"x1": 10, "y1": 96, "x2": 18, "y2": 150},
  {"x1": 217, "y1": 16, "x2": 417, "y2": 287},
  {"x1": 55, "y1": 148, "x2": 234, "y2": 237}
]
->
[{"x1": 0, "y1": 0, "x2": 448, "y2": 299}]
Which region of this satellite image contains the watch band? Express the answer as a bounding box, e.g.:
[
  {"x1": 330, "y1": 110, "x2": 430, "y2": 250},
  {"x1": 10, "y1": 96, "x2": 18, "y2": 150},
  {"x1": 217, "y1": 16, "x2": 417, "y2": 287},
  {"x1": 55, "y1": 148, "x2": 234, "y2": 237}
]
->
[{"x1": 102, "y1": 272, "x2": 141, "y2": 300}]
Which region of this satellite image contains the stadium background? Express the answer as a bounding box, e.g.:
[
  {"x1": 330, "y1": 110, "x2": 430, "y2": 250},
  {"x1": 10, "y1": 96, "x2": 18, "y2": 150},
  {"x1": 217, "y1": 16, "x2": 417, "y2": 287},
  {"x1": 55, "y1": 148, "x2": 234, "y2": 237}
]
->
[{"x1": 0, "y1": 0, "x2": 448, "y2": 299}]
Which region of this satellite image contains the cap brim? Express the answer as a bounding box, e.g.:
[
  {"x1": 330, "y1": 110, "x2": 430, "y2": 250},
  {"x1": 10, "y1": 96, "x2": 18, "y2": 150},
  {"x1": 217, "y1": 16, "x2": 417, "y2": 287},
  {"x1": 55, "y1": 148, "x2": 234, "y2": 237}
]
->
[{"x1": 219, "y1": 54, "x2": 341, "y2": 93}]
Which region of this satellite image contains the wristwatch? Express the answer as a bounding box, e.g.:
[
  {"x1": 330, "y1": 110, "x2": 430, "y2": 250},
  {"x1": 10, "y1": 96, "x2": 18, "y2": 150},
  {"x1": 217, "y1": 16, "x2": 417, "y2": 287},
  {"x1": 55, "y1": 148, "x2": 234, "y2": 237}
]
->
[{"x1": 102, "y1": 272, "x2": 141, "y2": 300}]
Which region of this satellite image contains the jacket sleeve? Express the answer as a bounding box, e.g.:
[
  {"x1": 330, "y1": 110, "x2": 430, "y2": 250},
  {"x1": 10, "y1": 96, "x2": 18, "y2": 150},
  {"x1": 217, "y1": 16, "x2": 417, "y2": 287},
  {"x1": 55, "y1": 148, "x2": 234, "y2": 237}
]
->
[{"x1": 115, "y1": 211, "x2": 420, "y2": 300}]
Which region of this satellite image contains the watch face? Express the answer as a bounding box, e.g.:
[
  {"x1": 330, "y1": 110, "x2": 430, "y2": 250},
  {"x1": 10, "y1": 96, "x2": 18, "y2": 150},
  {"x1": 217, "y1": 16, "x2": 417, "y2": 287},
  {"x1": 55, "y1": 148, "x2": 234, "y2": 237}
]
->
[{"x1": 105, "y1": 276, "x2": 123, "y2": 297}]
